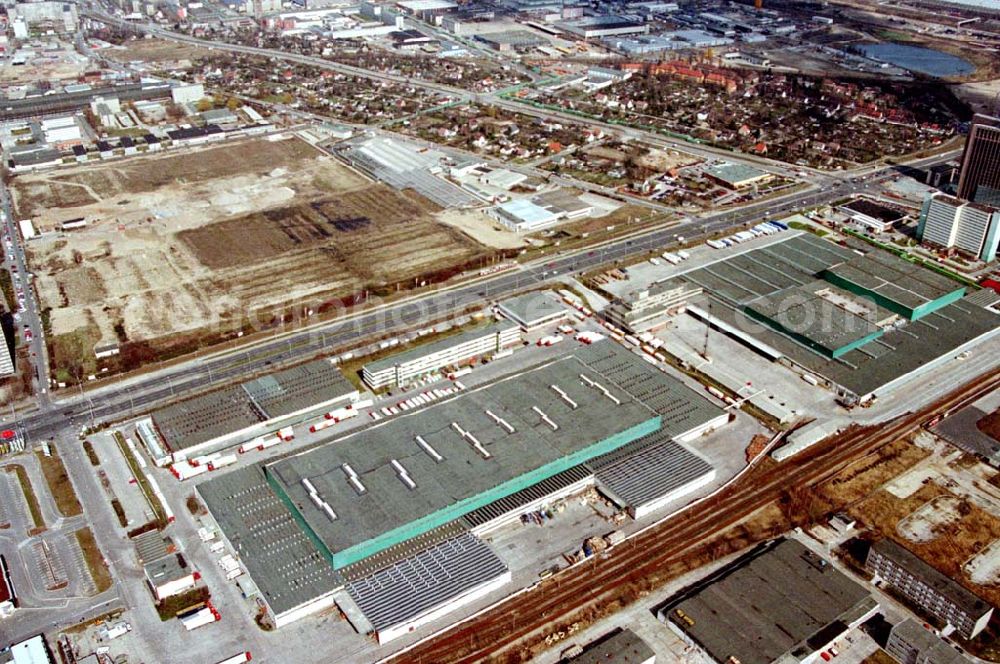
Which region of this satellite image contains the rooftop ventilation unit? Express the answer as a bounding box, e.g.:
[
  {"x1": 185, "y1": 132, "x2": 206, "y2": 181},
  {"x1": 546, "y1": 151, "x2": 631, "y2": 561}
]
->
[
  {"x1": 452, "y1": 421, "x2": 491, "y2": 458},
  {"x1": 301, "y1": 476, "x2": 337, "y2": 521},
  {"x1": 391, "y1": 459, "x2": 417, "y2": 490},
  {"x1": 579, "y1": 373, "x2": 621, "y2": 405},
  {"x1": 532, "y1": 406, "x2": 559, "y2": 431},
  {"x1": 341, "y1": 463, "x2": 366, "y2": 495},
  {"x1": 550, "y1": 385, "x2": 578, "y2": 409},
  {"x1": 414, "y1": 434, "x2": 443, "y2": 462},
  {"x1": 485, "y1": 410, "x2": 515, "y2": 434}
]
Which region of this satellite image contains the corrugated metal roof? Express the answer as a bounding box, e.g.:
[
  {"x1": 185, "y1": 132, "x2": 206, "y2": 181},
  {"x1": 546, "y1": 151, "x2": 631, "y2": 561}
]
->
[{"x1": 346, "y1": 533, "x2": 507, "y2": 631}]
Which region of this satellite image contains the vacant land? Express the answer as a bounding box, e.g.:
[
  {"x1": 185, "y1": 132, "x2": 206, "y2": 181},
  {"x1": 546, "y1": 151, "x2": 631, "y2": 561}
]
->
[
  {"x1": 75, "y1": 527, "x2": 113, "y2": 593},
  {"x1": 979, "y1": 410, "x2": 1000, "y2": 442},
  {"x1": 815, "y1": 438, "x2": 1000, "y2": 609},
  {"x1": 11, "y1": 136, "x2": 490, "y2": 379},
  {"x1": 36, "y1": 449, "x2": 82, "y2": 517},
  {"x1": 106, "y1": 37, "x2": 217, "y2": 65}
]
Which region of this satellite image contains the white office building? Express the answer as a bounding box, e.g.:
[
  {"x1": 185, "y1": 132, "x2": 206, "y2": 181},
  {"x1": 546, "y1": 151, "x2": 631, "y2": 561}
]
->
[
  {"x1": 362, "y1": 322, "x2": 521, "y2": 388},
  {"x1": 918, "y1": 193, "x2": 1000, "y2": 262}
]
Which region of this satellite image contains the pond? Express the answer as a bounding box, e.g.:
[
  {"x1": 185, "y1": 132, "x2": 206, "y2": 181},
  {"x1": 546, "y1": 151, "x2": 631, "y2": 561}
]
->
[{"x1": 858, "y1": 43, "x2": 975, "y2": 77}]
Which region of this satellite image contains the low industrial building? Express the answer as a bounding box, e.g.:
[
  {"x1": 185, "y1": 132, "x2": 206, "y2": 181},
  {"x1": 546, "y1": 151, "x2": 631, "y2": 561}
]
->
[
  {"x1": 488, "y1": 191, "x2": 593, "y2": 232},
  {"x1": 559, "y1": 16, "x2": 649, "y2": 38},
  {"x1": 476, "y1": 30, "x2": 548, "y2": 52},
  {"x1": 148, "y1": 359, "x2": 358, "y2": 461},
  {"x1": 839, "y1": 198, "x2": 907, "y2": 233},
  {"x1": 658, "y1": 538, "x2": 877, "y2": 664},
  {"x1": 133, "y1": 529, "x2": 199, "y2": 600},
  {"x1": 498, "y1": 291, "x2": 569, "y2": 331},
  {"x1": 200, "y1": 341, "x2": 726, "y2": 639},
  {"x1": 565, "y1": 628, "x2": 656, "y2": 664},
  {"x1": 144, "y1": 555, "x2": 198, "y2": 601},
  {"x1": 885, "y1": 619, "x2": 965, "y2": 664},
  {"x1": 867, "y1": 539, "x2": 993, "y2": 639},
  {"x1": 820, "y1": 252, "x2": 966, "y2": 321},
  {"x1": 361, "y1": 321, "x2": 521, "y2": 389},
  {"x1": 703, "y1": 162, "x2": 773, "y2": 190},
  {"x1": 743, "y1": 280, "x2": 893, "y2": 359},
  {"x1": 918, "y1": 193, "x2": 1000, "y2": 262},
  {"x1": 335, "y1": 136, "x2": 476, "y2": 208},
  {"x1": 604, "y1": 281, "x2": 704, "y2": 333}
]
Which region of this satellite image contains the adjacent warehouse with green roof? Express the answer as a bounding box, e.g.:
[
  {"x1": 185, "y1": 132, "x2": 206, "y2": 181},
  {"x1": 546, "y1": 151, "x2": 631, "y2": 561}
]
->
[{"x1": 821, "y1": 252, "x2": 966, "y2": 321}]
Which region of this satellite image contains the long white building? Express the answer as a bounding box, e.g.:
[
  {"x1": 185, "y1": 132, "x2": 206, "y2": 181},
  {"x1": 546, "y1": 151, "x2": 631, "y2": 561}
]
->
[{"x1": 362, "y1": 322, "x2": 521, "y2": 389}]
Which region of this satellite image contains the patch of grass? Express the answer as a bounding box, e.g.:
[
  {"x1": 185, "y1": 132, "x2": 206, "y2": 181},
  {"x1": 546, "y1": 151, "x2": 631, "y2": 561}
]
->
[
  {"x1": 114, "y1": 431, "x2": 167, "y2": 528},
  {"x1": 74, "y1": 527, "x2": 113, "y2": 593},
  {"x1": 156, "y1": 586, "x2": 210, "y2": 621},
  {"x1": 35, "y1": 449, "x2": 82, "y2": 517},
  {"x1": 6, "y1": 464, "x2": 44, "y2": 530},
  {"x1": 787, "y1": 220, "x2": 829, "y2": 237},
  {"x1": 83, "y1": 439, "x2": 100, "y2": 466},
  {"x1": 47, "y1": 325, "x2": 101, "y2": 386},
  {"x1": 111, "y1": 499, "x2": 127, "y2": 527}
]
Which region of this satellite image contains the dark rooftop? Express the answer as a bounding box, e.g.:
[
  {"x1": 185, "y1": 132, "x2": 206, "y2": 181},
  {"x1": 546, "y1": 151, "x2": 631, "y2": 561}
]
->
[
  {"x1": 842, "y1": 198, "x2": 906, "y2": 224},
  {"x1": 662, "y1": 538, "x2": 872, "y2": 664},
  {"x1": 198, "y1": 465, "x2": 342, "y2": 616},
  {"x1": 565, "y1": 628, "x2": 656, "y2": 664}
]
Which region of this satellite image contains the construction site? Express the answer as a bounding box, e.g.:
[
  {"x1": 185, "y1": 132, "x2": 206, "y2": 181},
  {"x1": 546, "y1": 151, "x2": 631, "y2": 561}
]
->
[{"x1": 7, "y1": 133, "x2": 493, "y2": 382}]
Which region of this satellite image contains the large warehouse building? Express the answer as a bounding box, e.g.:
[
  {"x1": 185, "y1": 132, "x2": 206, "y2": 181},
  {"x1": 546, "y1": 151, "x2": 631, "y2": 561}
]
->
[
  {"x1": 199, "y1": 341, "x2": 726, "y2": 641},
  {"x1": 658, "y1": 538, "x2": 877, "y2": 664},
  {"x1": 646, "y1": 233, "x2": 1000, "y2": 401},
  {"x1": 143, "y1": 359, "x2": 359, "y2": 462}
]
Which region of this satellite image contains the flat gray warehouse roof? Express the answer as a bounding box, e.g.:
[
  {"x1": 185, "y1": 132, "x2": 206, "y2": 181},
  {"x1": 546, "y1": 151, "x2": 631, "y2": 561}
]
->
[
  {"x1": 714, "y1": 295, "x2": 998, "y2": 398},
  {"x1": 498, "y1": 291, "x2": 568, "y2": 327},
  {"x1": 662, "y1": 538, "x2": 872, "y2": 664},
  {"x1": 672, "y1": 233, "x2": 856, "y2": 307},
  {"x1": 588, "y1": 429, "x2": 714, "y2": 511},
  {"x1": 198, "y1": 466, "x2": 342, "y2": 617},
  {"x1": 823, "y1": 251, "x2": 963, "y2": 310},
  {"x1": 569, "y1": 628, "x2": 656, "y2": 664},
  {"x1": 268, "y1": 342, "x2": 668, "y2": 568},
  {"x1": 152, "y1": 386, "x2": 263, "y2": 452},
  {"x1": 243, "y1": 359, "x2": 355, "y2": 419},
  {"x1": 152, "y1": 360, "x2": 355, "y2": 451}
]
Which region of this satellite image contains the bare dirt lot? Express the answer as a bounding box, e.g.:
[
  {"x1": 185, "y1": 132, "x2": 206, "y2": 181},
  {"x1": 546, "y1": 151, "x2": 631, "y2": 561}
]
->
[
  {"x1": 10, "y1": 135, "x2": 489, "y2": 379},
  {"x1": 103, "y1": 37, "x2": 217, "y2": 65}
]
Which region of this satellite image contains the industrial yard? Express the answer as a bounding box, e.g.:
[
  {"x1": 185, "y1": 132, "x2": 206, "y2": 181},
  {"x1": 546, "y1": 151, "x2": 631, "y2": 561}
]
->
[{"x1": 8, "y1": 134, "x2": 492, "y2": 381}]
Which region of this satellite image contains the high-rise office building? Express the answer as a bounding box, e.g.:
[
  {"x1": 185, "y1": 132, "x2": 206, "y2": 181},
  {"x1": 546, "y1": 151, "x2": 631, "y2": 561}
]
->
[
  {"x1": 918, "y1": 193, "x2": 1000, "y2": 262},
  {"x1": 957, "y1": 114, "x2": 1000, "y2": 206}
]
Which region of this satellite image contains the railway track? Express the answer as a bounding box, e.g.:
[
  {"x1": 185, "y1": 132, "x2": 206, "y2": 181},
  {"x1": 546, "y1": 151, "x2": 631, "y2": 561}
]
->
[{"x1": 394, "y1": 371, "x2": 1000, "y2": 664}]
